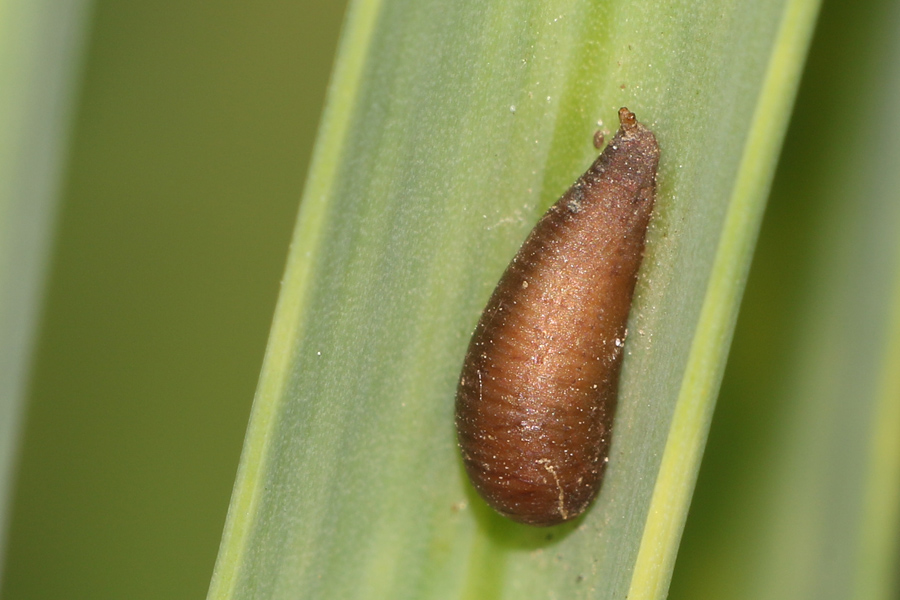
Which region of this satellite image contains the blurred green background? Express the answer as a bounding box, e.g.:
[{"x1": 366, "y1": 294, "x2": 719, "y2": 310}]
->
[
  {"x1": 671, "y1": 0, "x2": 900, "y2": 597},
  {"x1": 1, "y1": 1, "x2": 347, "y2": 598},
  {"x1": 2, "y1": 0, "x2": 898, "y2": 598}
]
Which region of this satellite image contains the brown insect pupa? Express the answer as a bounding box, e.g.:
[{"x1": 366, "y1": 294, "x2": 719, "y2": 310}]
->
[{"x1": 455, "y1": 107, "x2": 659, "y2": 526}]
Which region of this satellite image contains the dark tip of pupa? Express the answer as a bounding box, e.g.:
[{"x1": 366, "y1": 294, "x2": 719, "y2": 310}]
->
[{"x1": 618, "y1": 107, "x2": 637, "y2": 129}]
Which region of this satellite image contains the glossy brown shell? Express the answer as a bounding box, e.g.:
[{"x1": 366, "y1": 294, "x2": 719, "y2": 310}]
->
[{"x1": 455, "y1": 108, "x2": 659, "y2": 526}]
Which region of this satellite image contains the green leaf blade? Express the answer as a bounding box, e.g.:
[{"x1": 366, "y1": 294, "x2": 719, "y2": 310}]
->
[{"x1": 209, "y1": 0, "x2": 821, "y2": 598}]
